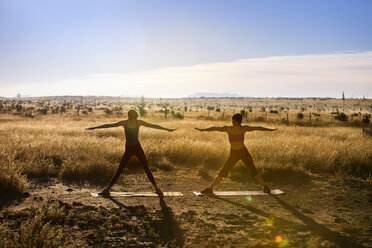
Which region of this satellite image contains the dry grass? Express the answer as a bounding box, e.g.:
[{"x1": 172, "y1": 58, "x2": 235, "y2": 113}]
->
[
  {"x1": 0, "y1": 97, "x2": 371, "y2": 247},
  {"x1": 0, "y1": 114, "x2": 371, "y2": 193},
  {"x1": 0, "y1": 149, "x2": 28, "y2": 202},
  {"x1": 0, "y1": 197, "x2": 171, "y2": 247},
  {"x1": 0, "y1": 96, "x2": 371, "y2": 199},
  {"x1": 0, "y1": 198, "x2": 72, "y2": 248}
]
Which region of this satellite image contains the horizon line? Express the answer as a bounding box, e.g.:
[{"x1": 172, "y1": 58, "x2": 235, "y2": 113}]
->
[{"x1": 1, "y1": 94, "x2": 370, "y2": 100}]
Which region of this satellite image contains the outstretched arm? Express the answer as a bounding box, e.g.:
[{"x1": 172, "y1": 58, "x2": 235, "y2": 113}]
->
[
  {"x1": 195, "y1": 126, "x2": 228, "y2": 132},
  {"x1": 139, "y1": 120, "x2": 175, "y2": 132},
  {"x1": 244, "y1": 126, "x2": 277, "y2": 132},
  {"x1": 86, "y1": 121, "x2": 123, "y2": 130}
]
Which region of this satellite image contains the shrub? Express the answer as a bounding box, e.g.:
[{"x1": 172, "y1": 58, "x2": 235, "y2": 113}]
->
[
  {"x1": 362, "y1": 114, "x2": 370, "y2": 124},
  {"x1": 22, "y1": 158, "x2": 60, "y2": 179},
  {"x1": 16, "y1": 104, "x2": 23, "y2": 112},
  {"x1": 104, "y1": 108, "x2": 113, "y2": 115},
  {"x1": 172, "y1": 112, "x2": 184, "y2": 119},
  {"x1": 335, "y1": 113, "x2": 348, "y2": 122},
  {"x1": 0, "y1": 151, "x2": 28, "y2": 201},
  {"x1": 136, "y1": 96, "x2": 147, "y2": 116},
  {"x1": 138, "y1": 107, "x2": 147, "y2": 117},
  {"x1": 255, "y1": 116, "x2": 265, "y2": 122},
  {"x1": 362, "y1": 127, "x2": 372, "y2": 136},
  {"x1": 152, "y1": 157, "x2": 174, "y2": 171},
  {"x1": 37, "y1": 108, "x2": 48, "y2": 115},
  {"x1": 0, "y1": 199, "x2": 71, "y2": 247}
]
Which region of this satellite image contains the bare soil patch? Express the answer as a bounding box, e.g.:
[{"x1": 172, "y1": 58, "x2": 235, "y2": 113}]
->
[{"x1": 1, "y1": 167, "x2": 372, "y2": 247}]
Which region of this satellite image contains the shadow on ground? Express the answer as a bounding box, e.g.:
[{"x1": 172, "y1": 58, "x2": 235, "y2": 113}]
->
[
  {"x1": 156, "y1": 197, "x2": 185, "y2": 247},
  {"x1": 212, "y1": 195, "x2": 363, "y2": 248},
  {"x1": 107, "y1": 195, "x2": 185, "y2": 247},
  {"x1": 272, "y1": 195, "x2": 364, "y2": 248}
]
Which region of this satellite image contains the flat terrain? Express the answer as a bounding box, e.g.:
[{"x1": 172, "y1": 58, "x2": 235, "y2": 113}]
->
[
  {"x1": 3, "y1": 167, "x2": 371, "y2": 247},
  {"x1": 1, "y1": 97, "x2": 371, "y2": 247}
]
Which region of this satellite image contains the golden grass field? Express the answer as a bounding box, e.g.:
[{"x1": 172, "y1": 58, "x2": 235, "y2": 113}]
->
[{"x1": 0, "y1": 97, "x2": 371, "y2": 247}]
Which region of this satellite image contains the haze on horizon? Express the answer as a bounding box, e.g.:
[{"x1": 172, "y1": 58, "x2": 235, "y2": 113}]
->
[{"x1": 0, "y1": 0, "x2": 372, "y2": 98}]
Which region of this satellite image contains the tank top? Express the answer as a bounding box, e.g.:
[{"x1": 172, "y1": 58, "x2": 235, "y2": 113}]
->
[
  {"x1": 124, "y1": 121, "x2": 140, "y2": 146},
  {"x1": 228, "y1": 127, "x2": 244, "y2": 143}
]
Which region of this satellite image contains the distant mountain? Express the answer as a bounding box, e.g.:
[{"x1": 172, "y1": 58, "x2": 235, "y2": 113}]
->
[
  {"x1": 14, "y1": 94, "x2": 32, "y2": 98},
  {"x1": 187, "y1": 92, "x2": 248, "y2": 98},
  {"x1": 119, "y1": 94, "x2": 139, "y2": 98}
]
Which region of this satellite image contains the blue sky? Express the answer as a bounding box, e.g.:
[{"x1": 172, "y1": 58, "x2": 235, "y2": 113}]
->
[{"x1": 0, "y1": 0, "x2": 371, "y2": 97}]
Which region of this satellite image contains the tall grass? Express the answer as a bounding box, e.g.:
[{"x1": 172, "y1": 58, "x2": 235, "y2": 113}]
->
[
  {"x1": 0, "y1": 115, "x2": 371, "y2": 190},
  {"x1": 0, "y1": 198, "x2": 72, "y2": 248},
  {"x1": 0, "y1": 149, "x2": 28, "y2": 201}
]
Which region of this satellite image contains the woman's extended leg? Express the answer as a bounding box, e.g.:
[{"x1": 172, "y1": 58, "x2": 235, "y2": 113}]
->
[
  {"x1": 207, "y1": 175, "x2": 224, "y2": 189},
  {"x1": 106, "y1": 150, "x2": 132, "y2": 191},
  {"x1": 135, "y1": 146, "x2": 160, "y2": 191},
  {"x1": 136, "y1": 147, "x2": 163, "y2": 196},
  {"x1": 201, "y1": 153, "x2": 239, "y2": 194},
  {"x1": 241, "y1": 148, "x2": 270, "y2": 193}
]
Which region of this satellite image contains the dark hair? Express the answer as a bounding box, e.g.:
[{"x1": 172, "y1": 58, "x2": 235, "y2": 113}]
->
[
  {"x1": 232, "y1": 113, "x2": 243, "y2": 124},
  {"x1": 128, "y1": 110, "x2": 139, "y2": 119}
]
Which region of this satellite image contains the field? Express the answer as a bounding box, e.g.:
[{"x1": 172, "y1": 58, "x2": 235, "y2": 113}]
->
[{"x1": 1, "y1": 96, "x2": 372, "y2": 247}]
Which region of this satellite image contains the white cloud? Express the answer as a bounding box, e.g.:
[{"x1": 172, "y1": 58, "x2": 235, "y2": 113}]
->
[{"x1": 1, "y1": 51, "x2": 372, "y2": 98}]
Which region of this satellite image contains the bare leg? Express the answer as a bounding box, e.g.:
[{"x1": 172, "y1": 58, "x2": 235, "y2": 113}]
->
[
  {"x1": 241, "y1": 148, "x2": 268, "y2": 190},
  {"x1": 256, "y1": 173, "x2": 271, "y2": 193},
  {"x1": 136, "y1": 146, "x2": 163, "y2": 196},
  {"x1": 201, "y1": 152, "x2": 239, "y2": 194},
  {"x1": 207, "y1": 175, "x2": 224, "y2": 189},
  {"x1": 105, "y1": 151, "x2": 132, "y2": 191},
  {"x1": 254, "y1": 173, "x2": 266, "y2": 188},
  {"x1": 136, "y1": 146, "x2": 157, "y2": 186}
]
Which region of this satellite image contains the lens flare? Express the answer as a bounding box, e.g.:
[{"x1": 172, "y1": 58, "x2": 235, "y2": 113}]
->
[
  {"x1": 275, "y1": 235, "x2": 289, "y2": 247},
  {"x1": 246, "y1": 196, "x2": 252, "y2": 202},
  {"x1": 275, "y1": 235, "x2": 283, "y2": 243}
]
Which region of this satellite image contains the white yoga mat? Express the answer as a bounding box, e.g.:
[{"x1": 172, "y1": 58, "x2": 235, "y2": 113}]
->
[
  {"x1": 91, "y1": 191, "x2": 184, "y2": 197},
  {"x1": 193, "y1": 189, "x2": 285, "y2": 196}
]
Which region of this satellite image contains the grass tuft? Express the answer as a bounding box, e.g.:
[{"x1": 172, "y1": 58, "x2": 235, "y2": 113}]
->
[
  {"x1": 152, "y1": 157, "x2": 174, "y2": 171},
  {"x1": 0, "y1": 150, "x2": 28, "y2": 203},
  {"x1": 0, "y1": 199, "x2": 72, "y2": 247}
]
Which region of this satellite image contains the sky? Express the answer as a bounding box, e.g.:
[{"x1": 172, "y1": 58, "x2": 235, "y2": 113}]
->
[{"x1": 0, "y1": 0, "x2": 371, "y2": 98}]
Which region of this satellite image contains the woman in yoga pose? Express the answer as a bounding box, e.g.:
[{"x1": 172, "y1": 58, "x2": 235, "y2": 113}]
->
[
  {"x1": 86, "y1": 110, "x2": 175, "y2": 196},
  {"x1": 195, "y1": 113, "x2": 277, "y2": 194}
]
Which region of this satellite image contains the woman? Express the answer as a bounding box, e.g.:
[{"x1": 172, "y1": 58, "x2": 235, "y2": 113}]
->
[
  {"x1": 86, "y1": 110, "x2": 175, "y2": 196},
  {"x1": 195, "y1": 113, "x2": 277, "y2": 194}
]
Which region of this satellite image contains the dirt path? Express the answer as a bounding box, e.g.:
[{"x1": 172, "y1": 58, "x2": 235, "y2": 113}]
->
[{"x1": 2, "y1": 168, "x2": 372, "y2": 247}]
